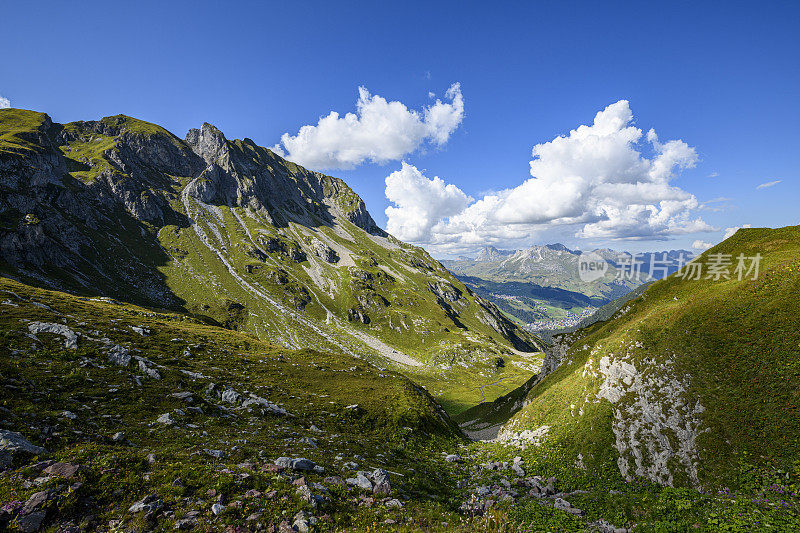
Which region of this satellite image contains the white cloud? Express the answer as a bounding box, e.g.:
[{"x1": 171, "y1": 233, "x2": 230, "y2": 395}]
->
[
  {"x1": 723, "y1": 224, "x2": 752, "y2": 240},
  {"x1": 756, "y1": 179, "x2": 781, "y2": 189},
  {"x1": 272, "y1": 84, "x2": 464, "y2": 170},
  {"x1": 692, "y1": 240, "x2": 714, "y2": 251},
  {"x1": 0, "y1": 95, "x2": 10, "y2": 109},
  {"x1": 385, "y1": 162, "x2": 472, "y2": 242},
  {"x1": 385, "y1": 100, "x2": 713, "y2": 255},
  {"x1": 708, "y1": 171, "x2": 719, "y2": 178}
]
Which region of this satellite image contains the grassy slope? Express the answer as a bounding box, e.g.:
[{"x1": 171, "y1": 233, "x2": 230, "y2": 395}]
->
[
  {"x1": 502, "y1": 225, "x2": 800, "y2": 489},
  {"x1": 0, "y1": 276, "x2": 477, "y2": 530},
  {"x1": 4, "y1": 275, "x2": 799, "y2": 532}
]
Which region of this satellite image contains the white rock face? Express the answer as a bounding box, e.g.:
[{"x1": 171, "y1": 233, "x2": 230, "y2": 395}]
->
[
  {"x1": 495, "y1": 425, "x2": 551, "y2": 448},
  {"x1": 593, "y1": 353, "x2": 706, "y2": 486}
]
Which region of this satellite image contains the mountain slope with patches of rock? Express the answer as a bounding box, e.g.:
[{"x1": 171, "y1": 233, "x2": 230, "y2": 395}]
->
[
  {"x1": 497, "y1": 225, "x2": 800, "y2": 489},
  {"x1": 0, "y1": 108, "x2": 542, "y2": 384}
]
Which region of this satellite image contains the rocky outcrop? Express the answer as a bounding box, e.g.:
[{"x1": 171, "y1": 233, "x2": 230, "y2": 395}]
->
[{"x1": 476, "y1": 298, "x2": 543, "y2": 352}]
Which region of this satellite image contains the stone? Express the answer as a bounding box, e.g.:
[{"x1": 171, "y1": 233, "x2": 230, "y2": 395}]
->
[
  {"x1": 221, "y1": 388, "x2": 241, "y2": 405},
  {"x1": 385, "y1": 498, "x2": 403, "y2": 508},
  {"x1": 592, "y1": 519, "x2": 630, "y2": 533},
  {"x1": 111, "y1": 432, "x2": 127, "y2": 443},
  {"x1": 22, "y1": 488, "x2": 58, "y2": 515},
  {"x1": 296, "y1": 485, "x2": 315, "y2": 505},
  {"x1": 204, "y1": 449, "x2": 226, "y2": 459},
  {"x1": 174, "y1": 518, "x2": 196, "y2": 530},
  {"x1": 346, "y1": 473, "x2": 373, "y2": 491},
  {"x1": 171, "y1": 392, "x2": 194, "y2": 401},
  {"x1": 0, "y1": 429, "x2": 46, "y2": 468},
  {"x1": 42, "y1": 462, "x2": 80, "y2": 479},
  {"x1": 211, "y1": 503, "x2": 225, "y2": 515},
  {"x1": 129, "y1": 494, "x2": 164, "y2": 514},
  {"x1": 445, "y1": 454, "x2": 461, "y2": 462},
  {"x1": 157, "y1": 413, "x2": 176, "y2": 425},
  {"x1": 291, "y1": 458, "x2": 316, "y2": 471},
  {"x1": 108, "y1": 344, "x2": 131, "y2": 366},
  {"x1": 554, "y1": 497, "x2": 582, "y2": 515},
  {"x1": 17, "y1": 511, "x2": 47, "y2": 533},
  {"x1": 27, "y1": 322, "x2": 78, "y2": 349},
  {"x1": 324, "y1": 476, "x2": 346, "y2": 486},
  {"x1": 138, "y1": 359, "x2": 161, "y2": 380}
]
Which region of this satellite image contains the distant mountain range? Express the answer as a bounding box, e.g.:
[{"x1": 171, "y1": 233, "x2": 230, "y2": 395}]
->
[{"x1": 441, "y1": 244, "x2": 694, "y2": 327}]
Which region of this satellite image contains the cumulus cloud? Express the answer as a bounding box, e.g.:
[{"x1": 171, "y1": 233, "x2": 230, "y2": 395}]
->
[
  {"x1": 708, "y1": 172, "x2": 719, "y2": 178},
  {"x1": 692, "y1": 240, "x2": 714, "y2": 251},
  {"x1": 756, "y1": 179, "x2": 781, "y2": 189},
  {"x1": 272, "y1": 84, "x2": 464, "y2": 170},
  {"x1": 0, "y1": 95, "x2": 10, "y2": 109},
  {"x1": 385, "y1": 100, "x2": 713, "y2": 254},
  {"x1": 385, "y1": 162, "x2": 472, "y2": 242},
  {"x1": 723, "y1": 224, "x2": 752, "y2": 240}
]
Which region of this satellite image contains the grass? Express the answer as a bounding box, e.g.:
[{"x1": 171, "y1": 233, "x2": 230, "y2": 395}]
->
[
  {"x1": 501, "y1": 225, "x2": 800, "y2": 490},
  {"x1": 0, "y1": 108, "x2": 52, "y2": 154}
]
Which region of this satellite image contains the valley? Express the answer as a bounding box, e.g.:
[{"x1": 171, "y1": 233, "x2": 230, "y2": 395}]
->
[{"x1": 1, "y1": 108, "x2": 800, "y2": 532}]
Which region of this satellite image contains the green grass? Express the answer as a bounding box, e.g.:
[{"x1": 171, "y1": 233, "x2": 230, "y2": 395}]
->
[
  {"x1": 502, "y1": 225, "x2": 800, "y2": 489},
  {"x1": 0, "y1": 108, "x2": 51, "y2": 154}
]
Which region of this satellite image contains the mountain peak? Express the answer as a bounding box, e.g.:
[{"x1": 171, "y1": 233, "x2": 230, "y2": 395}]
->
[
  {"x1": 185, "y1": 122, "x2": 228, "y2": 164},
  {"x1": 475, "y1": 246, "x2": 514, "y2": 262}
]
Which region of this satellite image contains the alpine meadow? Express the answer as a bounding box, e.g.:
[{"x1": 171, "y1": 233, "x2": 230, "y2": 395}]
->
[{"x1": 1, "y1": 2, "x2": 799, "y2": 532}]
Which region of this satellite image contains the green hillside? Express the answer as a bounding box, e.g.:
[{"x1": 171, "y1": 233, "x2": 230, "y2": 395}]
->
[
  {"x1": 0, "y1": 108, "x2": 543, "y2": 413},
  {"x1": 500, "y1": 225, "x2": 800, "y2": 489}
]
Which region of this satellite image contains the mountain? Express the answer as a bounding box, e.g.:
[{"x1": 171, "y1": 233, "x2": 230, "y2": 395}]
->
[
  {"x1": 474, "y1": 246, "x2": 514, "y2": 262},
  {"x1": 495, "y1": 225, "x2": 800, "y2": 489},
  {"x1": 0, "y1": 108, "x2": 543, "y2": 411},
  {"x1": 442, "y1": 244, "x2": 693, "y2": 329},
  {"x1": 2, "y1": 108, "x2": 799, "y2": 531}
]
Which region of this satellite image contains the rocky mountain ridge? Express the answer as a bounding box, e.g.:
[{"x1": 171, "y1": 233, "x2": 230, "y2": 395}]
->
[{"x1": 0, "y1": 108, "x2": 543, "y2": 412}]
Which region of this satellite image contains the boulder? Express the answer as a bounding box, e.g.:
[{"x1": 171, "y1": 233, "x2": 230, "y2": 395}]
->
[{"x1": 0, "y1": 429, "x2": 46, "y2": 469}]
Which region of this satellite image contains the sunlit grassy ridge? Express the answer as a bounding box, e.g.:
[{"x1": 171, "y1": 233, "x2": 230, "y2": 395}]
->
[{"x1": 502, "y1": 225, "x2": 800, "y2": 488}]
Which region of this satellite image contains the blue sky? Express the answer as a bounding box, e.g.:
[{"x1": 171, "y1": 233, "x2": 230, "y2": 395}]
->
[{"x1": 2, "y1": 1, "x2": 798, "y2": 257}]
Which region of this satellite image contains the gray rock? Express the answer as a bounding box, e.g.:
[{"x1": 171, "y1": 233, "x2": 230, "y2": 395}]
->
[
  {"x1": 17, "y1": 511, "x2": 47, "y2": 533},
  {"x1": 27, "y1": 321, "x2": 78, "y2": 349},
  {"x1": 274, "y1": 457, "x2": 293, "y2": 469},
  {"x1": 554, "y1": 497, "x2": 582, "y2": 515},
  {"x1": 592, "y1": 519, "x2": 630, "y2": 533},
  {"x1": 108, "y1": 344, "x2": 131, "y2": 366},
  {"x1": 445, "y1": 454, "x2": 461, "y2": 462},
  {"x1": 171, "y1": 391, "x2": 194, "y2": 401},
  {"x1": 157, "y1": 413, "x2": 176, "y2": 425},
  {"x1": 221, "y1": 388, "x2": 241, "y2": 405},
  {"x1": 174, "y1": 518, "x2": 196, "y2": 530},
  {"x1": 372, "y1": 468, "x2": 391, "y2": 495},
  {"x1": 291, "y1": 458, "x2": 316, "y2": 471},
  {"x1": 129, "y1": 494, "x2": 164, "y2": 514},
  {"x1": 274, "y1": 457, "x2": 316, "y2": 471},
  {"x1": 204, "y1": 449, "x2": 226, "y2": 459},
  {"x1": 0, "y1": 429, "x2": 46, "y2": 468},
  {"x1": 138, "y1": 359, "x2": 161, "y2": 380},
  {"x1": 346, "y1": 473, "x2": 373, "y2": 491},
  {"x1": 241, "y1": 394, "x2": 292, "y2": 416},
  {"x1": 211, "y1": 503, "x2": 225, "y2": 515}
]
